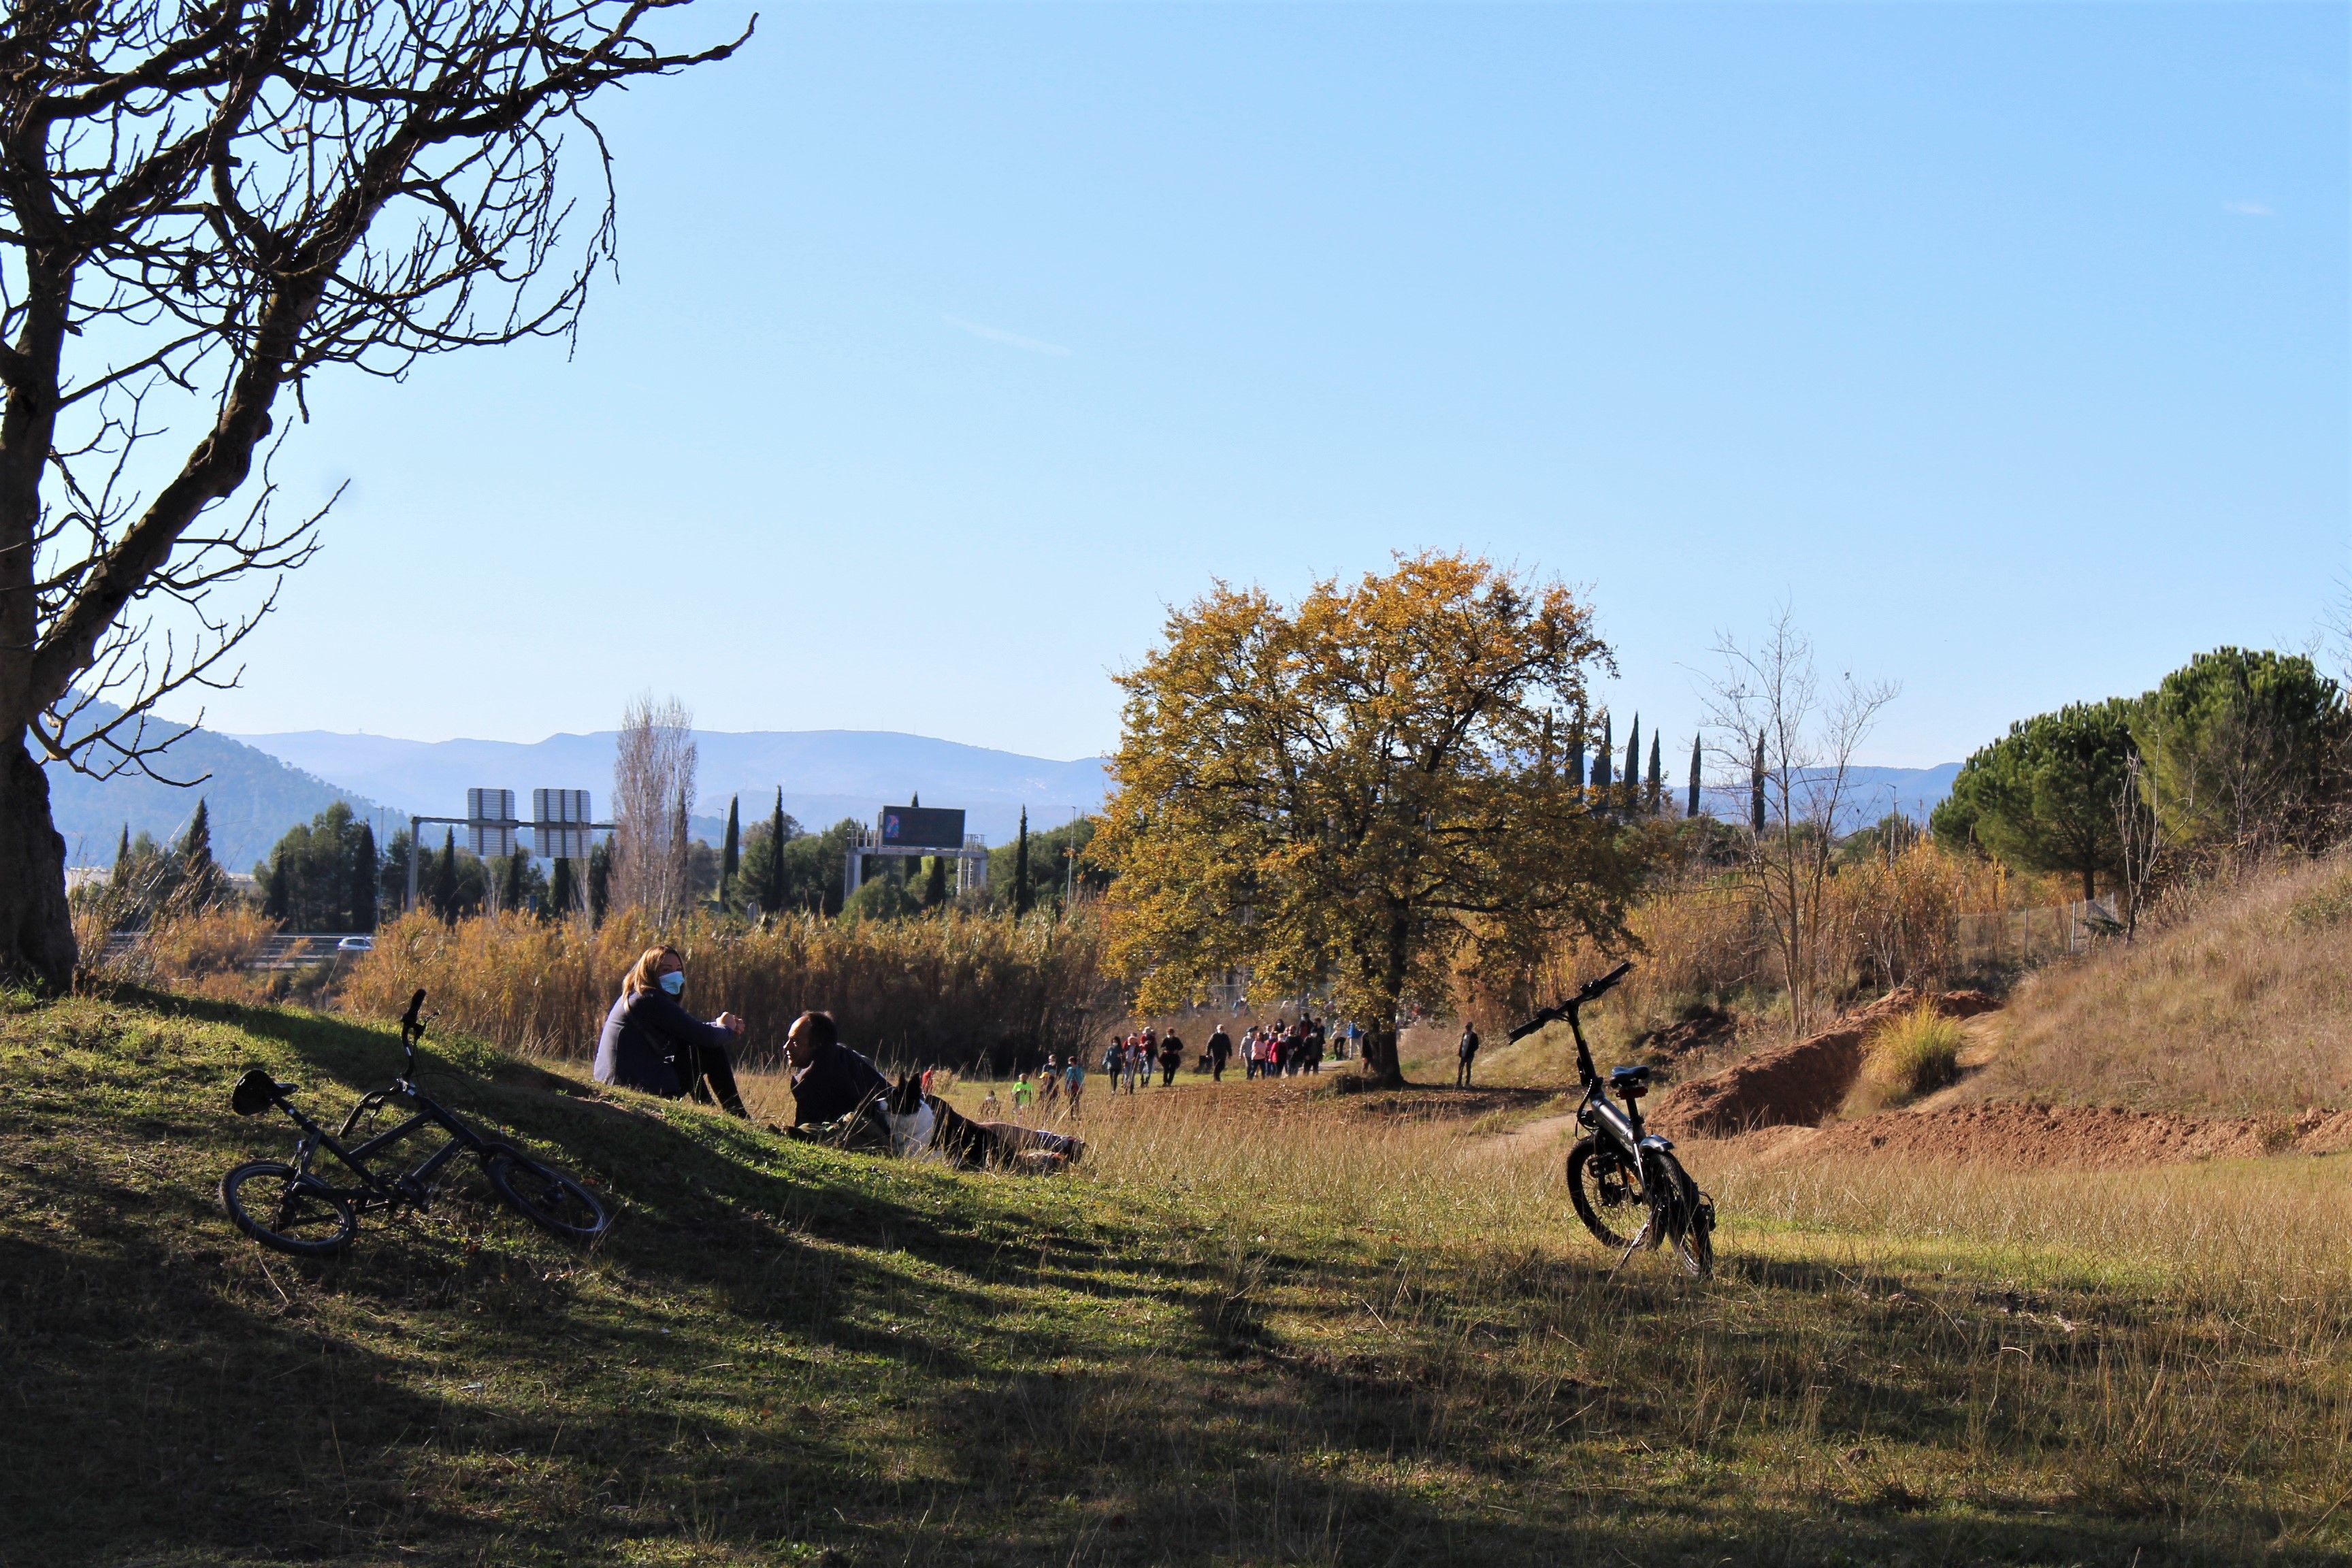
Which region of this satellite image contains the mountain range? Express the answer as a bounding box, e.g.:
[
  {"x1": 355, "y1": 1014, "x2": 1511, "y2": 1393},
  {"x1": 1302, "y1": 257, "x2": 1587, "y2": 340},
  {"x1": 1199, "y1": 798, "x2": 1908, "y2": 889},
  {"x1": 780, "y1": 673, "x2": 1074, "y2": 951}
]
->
[
  {"x1": 45, "y1": 716, "x2": 1964, "y2": 870},
  {"x1": 40, "y1": 706, "x2": 394, "y2": 872}
]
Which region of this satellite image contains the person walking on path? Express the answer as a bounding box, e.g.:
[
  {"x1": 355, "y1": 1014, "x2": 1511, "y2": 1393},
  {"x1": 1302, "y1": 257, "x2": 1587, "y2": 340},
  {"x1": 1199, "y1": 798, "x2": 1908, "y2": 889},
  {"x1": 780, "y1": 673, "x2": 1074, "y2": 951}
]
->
[
  {"x1": 1456, "y1": 1022, "x2": 1481, "y2": 1088},
  {"x1": 1039, "y1": 1056, "x2": 1062, "y2": 1109},
  {"x1": 1013, "y1": 1073, "x2": 1034, "y2": 1115},
  {"x1": 1206, "y1": 1024, "x2": 1232, "y2": 1082},
  {"x1": 1064, "y1": 1055, "x2": 1087, "y2": 1116},
  {"x1": 1158, "y1": 1030, "x2": 1184, "y2": 1087}
]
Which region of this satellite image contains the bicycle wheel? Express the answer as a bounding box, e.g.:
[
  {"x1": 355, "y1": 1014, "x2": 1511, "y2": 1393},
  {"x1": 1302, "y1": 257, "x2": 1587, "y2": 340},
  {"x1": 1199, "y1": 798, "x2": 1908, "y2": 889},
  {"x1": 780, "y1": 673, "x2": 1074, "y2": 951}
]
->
[
  {"x1": 1645, "y1": 1149, "x2": 1714, "y2": 1279},
  {"x1": 483, "y1": 1149, "x2": 610, "y2": 1243},
  {"x1": 1565, "y1": 1137, "x2": 1647, "y2": 1250},
  {"x1": 221, "y1": 1161, "x2": 357, "y2": 1257}
]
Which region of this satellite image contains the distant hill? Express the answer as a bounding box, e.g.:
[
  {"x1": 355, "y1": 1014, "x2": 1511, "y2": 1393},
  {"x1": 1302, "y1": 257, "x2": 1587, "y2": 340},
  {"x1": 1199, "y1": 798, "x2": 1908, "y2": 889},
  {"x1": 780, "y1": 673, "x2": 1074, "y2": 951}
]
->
[
  {"x1": 1695, "y1": 763, "x2": 1960, "y2": 832},
  {"x1": 226, "y1": 728, "x2": 1112, "y2": 845},
  {"x1": 40, "y1": 704, "x2": 396, "y2": 870}
]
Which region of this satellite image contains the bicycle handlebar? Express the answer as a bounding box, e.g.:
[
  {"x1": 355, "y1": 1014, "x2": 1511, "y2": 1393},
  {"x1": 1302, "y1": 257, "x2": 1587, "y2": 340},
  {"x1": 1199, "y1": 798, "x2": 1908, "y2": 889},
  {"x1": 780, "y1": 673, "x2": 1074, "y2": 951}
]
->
[{"x1": 1505, "y1": 962, "x2": 1635, "y2": 1043}]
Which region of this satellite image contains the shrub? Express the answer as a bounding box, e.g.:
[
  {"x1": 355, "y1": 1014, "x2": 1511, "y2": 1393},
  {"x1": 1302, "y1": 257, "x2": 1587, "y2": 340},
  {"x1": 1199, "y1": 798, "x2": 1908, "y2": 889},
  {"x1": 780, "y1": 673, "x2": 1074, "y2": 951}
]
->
[{"x1": 1854, "y1": 1002, "x2": 1967, "y2": 1110}]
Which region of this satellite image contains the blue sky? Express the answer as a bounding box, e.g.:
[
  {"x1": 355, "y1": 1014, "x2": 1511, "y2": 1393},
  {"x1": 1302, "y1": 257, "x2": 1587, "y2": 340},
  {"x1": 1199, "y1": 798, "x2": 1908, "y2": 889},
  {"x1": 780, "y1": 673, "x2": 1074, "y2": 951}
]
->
[{"x1": 189, "y1": 1, "x2": 2345, "y2": 769}]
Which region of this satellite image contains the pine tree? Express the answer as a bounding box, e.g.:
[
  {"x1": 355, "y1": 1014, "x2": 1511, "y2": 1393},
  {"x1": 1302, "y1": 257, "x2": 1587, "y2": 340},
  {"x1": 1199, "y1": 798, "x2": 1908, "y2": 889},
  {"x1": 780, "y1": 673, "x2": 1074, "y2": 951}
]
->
[
  {"x1": 1015, "y1": 806, "x2": 1031, "y2": 917},
  {"x1": 265, "y1": 857, "x2": 290, "y2": 920},
  {"x1": 719, "y1": 796, "x2": 740, "y2": 906},
  {"x1": 1646, "y1": 732, "x2": 1662, "y2": 814},
  {"x1": 1750, "y1": 737, "x2": 1767, "y2": 836},
  {"x1": 1624, "y1": 715, "x2": 1642, "y2": 811},
  {"x1": 432, "y1": 829, "x2": 459, "y2": 919},
  {"x1": 350, "y1": 822, "x2": 378, "y2": 930},
  {"x1": 1686, "y1": 734, "x2": 1702, "y2": 818}
]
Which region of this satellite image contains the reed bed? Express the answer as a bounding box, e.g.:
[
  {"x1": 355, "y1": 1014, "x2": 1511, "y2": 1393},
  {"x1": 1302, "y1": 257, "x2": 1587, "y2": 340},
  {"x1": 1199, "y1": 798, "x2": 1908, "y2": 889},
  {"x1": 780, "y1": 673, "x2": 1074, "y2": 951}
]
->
[{"x1": 342, "y1": 906, "x2": 1120, "y2": 1069}]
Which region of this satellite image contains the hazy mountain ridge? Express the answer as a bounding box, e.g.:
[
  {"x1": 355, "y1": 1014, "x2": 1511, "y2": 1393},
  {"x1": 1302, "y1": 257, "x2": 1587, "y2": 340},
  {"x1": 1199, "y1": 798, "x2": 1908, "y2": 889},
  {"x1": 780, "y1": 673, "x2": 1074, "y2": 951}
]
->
[{"x1": 41, "y1": 704, "x2": 396, "y2": 870}]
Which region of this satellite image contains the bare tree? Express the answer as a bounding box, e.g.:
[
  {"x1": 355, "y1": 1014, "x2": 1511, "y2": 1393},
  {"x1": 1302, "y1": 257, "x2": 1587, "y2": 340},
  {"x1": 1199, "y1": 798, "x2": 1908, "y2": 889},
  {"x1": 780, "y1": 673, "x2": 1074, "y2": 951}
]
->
[
  {"x1": 611, "y1": 693, "x2": 693, "y2": 924},
  {"x1": 0, "y1": 0, "x2": 749, "y2": 986},
  {"x1": 1703, "y1": 609, "x2": 1898, "y2": 1037}
]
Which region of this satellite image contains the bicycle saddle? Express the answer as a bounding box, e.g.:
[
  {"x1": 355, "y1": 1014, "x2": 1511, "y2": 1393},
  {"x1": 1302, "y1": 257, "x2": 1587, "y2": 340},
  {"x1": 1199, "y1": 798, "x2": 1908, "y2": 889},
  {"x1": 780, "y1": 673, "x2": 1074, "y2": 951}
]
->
[
  {"x1": 1609, "y1": 1064, "x2": 1652, "y2": 1097},
  {"x1": 231, "y1": 1068, "x2": 291, "y2": 1116}
]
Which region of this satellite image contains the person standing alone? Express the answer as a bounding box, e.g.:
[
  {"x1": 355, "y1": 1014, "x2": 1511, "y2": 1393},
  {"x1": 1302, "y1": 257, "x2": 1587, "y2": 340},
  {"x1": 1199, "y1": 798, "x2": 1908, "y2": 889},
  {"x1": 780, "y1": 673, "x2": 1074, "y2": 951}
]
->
[{"x1": 1456, "y1": 1021, "x2": 1481, "y2": 1088}]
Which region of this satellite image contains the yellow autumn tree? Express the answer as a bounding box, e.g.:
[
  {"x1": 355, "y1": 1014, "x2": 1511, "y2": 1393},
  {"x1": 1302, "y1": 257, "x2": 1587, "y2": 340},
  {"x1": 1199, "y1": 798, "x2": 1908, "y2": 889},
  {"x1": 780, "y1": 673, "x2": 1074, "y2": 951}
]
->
[{"x1": 1093, "y1": 553, "x2": 1641, "y2": 1085}]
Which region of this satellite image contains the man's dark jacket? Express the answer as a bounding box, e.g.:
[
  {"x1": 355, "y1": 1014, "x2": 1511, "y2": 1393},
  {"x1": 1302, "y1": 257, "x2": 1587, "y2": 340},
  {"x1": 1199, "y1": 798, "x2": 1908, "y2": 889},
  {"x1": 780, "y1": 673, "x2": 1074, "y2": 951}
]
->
[
  {"x1": 792, "y1": 1041, "x2": 888, "y2": 1125},
  {"x1": 594, "y1": 990, "x2": 735, "y2": 1096}
]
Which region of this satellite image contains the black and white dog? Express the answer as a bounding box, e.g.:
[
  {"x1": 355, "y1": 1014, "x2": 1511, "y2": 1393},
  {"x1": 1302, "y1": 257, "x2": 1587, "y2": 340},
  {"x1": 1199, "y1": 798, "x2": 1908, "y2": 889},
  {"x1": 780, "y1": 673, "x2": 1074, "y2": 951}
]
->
[{"x1": 875, "y1": 1073, "x2": 1085, "y2": 1173}]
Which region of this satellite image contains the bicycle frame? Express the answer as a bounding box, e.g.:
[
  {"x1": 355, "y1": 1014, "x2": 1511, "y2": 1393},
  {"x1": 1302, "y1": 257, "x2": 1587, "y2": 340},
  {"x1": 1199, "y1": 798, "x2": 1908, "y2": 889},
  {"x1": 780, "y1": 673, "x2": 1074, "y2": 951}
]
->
[
  {"x1": 255, "y1": 991, "x2": 497, "y2": 1216},
  {"x1": 1520, "y1": 961, "x2": 1679, "y2": 1181}
]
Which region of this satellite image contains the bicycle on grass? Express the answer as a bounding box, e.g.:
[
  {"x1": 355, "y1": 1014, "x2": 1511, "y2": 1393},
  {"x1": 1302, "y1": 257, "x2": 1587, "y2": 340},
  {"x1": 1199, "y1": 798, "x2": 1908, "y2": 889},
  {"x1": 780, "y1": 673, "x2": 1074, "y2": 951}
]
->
[
  {"x1": 1508, "y1": 961, "x2": 1716, "y2": 1278},
  {"x1": 220, "y1": 990, "x2": 611, "y2": 1256}
]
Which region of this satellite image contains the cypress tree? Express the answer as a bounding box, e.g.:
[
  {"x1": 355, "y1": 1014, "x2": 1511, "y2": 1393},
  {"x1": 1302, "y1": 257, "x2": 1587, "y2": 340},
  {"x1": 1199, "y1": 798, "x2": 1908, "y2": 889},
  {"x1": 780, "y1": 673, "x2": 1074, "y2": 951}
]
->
[
  {"x1": 924, "y1": 852, "x2": 948, "y2": 907},
  {"x1": 1624, "y1": 715, "x2": 1642, "y2": 811},
  {"x1": 265, "y1": 856, "x2": 289, "y2": 920},
  {"x1": 114, "y1": 824, "x2": 131, "y2": 879},
  {"x1": 1686, "y1": 734, "x2": 1702, "y2": 818},
  {"x1": 502, "y1": 848, "x2": 529, "y2": 913},
  {"x1": 1568, "y1": 730, "x2": 1585, "y2": 791},
  {"x1": 177, "y1": 800, "x2": 222, "y2": 905},
  {"x1": 766, "y1": 789, "x2": 787, "y2": 911},
  {"x1": 720, "y1": 796, "x2": 740, "y2": 905},
  {"x1": 431, "y1": 829, "x2": 459, "y2": 919},
  {"x1": 1595, "y1": 714, "x2": 1613, "y2": 791},
  {"x1": 1015, "y1": 806, "x2": 1031, "y2": 917},
  {"x1": 587, "y1": 838, "x2": 611, "y2": 925},
  {"x1": 1750, "y1": 738, "x2": 1767, "y2": 836},
  {"x1": 350, "y1": 822, "x2": 378, "y2": 930},
  {"x1": 1646, "y1": 732, "x2": 1663, "y2": 814},
  {"x1": 550, "y1": 856, "x2": 576, "y2": 919}
]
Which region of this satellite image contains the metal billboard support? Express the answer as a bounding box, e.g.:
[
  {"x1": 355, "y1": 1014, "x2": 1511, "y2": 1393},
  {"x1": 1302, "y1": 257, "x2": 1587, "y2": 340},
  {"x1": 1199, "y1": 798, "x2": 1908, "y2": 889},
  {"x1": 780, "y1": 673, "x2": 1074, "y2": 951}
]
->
[
  {"x1": 842, "y1": 830, "x2": 990, "y2": 902},
  {"x1": 404, "y1": 787, "x2": 616, "y2": 913}
]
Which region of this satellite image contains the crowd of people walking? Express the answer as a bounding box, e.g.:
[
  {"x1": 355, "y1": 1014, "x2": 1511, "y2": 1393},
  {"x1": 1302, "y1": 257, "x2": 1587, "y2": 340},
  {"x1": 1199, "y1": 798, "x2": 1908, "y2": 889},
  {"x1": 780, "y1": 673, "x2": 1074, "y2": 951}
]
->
[{"x1": 987, "y1": 1013, "x2": 1362, "y2": 1119}]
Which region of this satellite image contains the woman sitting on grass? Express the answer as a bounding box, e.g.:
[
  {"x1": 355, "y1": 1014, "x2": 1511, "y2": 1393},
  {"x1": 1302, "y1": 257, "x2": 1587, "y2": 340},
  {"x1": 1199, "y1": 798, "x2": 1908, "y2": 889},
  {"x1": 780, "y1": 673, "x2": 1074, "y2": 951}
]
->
[{"x1": 593, "y1": 944, "x2": 749, "y2": 1118}]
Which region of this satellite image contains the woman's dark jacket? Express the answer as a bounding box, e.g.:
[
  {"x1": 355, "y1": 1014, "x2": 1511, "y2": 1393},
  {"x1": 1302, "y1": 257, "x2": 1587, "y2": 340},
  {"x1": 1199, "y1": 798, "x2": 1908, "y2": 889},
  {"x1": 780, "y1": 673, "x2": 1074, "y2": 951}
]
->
[{"x1": 594, "y1": 989, "x2": 736, "y2": 1096}]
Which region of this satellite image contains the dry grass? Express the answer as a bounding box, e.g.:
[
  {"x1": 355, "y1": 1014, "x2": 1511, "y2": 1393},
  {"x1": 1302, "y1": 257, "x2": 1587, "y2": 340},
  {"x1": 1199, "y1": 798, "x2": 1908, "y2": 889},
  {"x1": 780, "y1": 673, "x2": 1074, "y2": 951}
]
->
[
  {"x1": 7, "y1": 990, "x2": 2351, "y2": 1565},
  {"x1": 341, "y1": 905, "x2": 1120, "y2": 1069},
  {"x1": 1507, "y1": 841, "x2": 2063, "y2": 1056},
  {"x1": 1977, "y1": 852, "x2": 2352, "y2": 1118},
  {"x1": 1847, "y1": 1002, "x2": 1968, "y2": 1113}
]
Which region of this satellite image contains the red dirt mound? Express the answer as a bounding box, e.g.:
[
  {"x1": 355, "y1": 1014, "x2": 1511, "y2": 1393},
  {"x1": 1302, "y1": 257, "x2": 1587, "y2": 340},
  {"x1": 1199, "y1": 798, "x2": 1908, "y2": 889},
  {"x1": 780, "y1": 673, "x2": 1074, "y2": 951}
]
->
[
  {"x1": 1646, "y1": 988, "x2": 2001, "y2": 1139},
  {"x1": 1718, "y1": 1101, "x2": 2352, "y2": 1171}
]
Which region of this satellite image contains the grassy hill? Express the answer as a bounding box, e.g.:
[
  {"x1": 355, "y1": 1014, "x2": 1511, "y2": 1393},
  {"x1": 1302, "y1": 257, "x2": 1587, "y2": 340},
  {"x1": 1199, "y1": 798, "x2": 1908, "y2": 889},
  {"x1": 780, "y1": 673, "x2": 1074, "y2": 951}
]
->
[
  {"x1": 3, "y1": 987, "x2": 2349, "y2": 1565},
  {"x1": 1975, "y1": 852, "x2": 2352, "y2": 1120}
]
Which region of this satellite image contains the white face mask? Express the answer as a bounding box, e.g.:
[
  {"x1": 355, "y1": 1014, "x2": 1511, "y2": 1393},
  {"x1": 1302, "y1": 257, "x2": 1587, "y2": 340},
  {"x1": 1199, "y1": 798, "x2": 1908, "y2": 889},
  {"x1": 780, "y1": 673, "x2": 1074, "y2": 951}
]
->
[{"x1": 659, "y1": 970, "x2": 686, "y2": 996}]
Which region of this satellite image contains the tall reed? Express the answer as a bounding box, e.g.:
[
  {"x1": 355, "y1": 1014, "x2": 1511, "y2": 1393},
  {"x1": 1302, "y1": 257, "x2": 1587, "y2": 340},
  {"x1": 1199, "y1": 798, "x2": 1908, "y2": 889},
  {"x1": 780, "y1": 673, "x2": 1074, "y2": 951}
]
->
[{"x1": 342, "y1": 906, "x2": 1120, "y2": 1068}]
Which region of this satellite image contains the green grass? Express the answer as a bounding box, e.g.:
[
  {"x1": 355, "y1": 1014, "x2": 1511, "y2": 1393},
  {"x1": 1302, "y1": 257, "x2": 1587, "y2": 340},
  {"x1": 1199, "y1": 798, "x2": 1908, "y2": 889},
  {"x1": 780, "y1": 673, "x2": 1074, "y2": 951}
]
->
[{"x1": 3, "y1": 987, "x2": 2348, "y2": 1566}]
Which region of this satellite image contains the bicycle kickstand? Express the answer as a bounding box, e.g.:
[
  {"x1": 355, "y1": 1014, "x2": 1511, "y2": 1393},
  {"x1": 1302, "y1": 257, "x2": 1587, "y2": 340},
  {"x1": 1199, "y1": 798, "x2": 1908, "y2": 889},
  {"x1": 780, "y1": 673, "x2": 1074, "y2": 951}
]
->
[{"x1": 1606, "y1": 1221, "x2": 1652, "y2": 1283}]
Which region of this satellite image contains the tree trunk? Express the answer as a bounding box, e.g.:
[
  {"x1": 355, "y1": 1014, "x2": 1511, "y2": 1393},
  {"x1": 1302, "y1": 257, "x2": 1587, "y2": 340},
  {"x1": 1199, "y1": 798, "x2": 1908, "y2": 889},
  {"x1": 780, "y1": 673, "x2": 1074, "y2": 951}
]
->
[
  {"x1": 1356, "y1": 912, "x2": 1412, "y2": 1088},
  {"x1": 2082, "y1": 866, "x2": 2097, "y2": 903},
  {"x1": 0, "y1": 738, "x2": 76, "y2": 990}
]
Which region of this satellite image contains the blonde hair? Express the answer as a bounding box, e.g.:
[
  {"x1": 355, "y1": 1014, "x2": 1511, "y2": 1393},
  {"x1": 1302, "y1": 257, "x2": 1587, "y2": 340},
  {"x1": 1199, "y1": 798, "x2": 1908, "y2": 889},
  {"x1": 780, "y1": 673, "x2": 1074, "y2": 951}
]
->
[{"x1": 621, "y1": 945, "x2": 683, "y2": 998}]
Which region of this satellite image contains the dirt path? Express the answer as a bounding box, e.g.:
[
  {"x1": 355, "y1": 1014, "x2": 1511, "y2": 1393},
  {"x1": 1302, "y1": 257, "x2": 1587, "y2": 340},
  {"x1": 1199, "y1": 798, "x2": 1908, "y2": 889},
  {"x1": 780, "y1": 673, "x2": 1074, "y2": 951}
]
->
[{"x1": 1698, "y1": 1101, "x2": 2352, "y2": 1171}]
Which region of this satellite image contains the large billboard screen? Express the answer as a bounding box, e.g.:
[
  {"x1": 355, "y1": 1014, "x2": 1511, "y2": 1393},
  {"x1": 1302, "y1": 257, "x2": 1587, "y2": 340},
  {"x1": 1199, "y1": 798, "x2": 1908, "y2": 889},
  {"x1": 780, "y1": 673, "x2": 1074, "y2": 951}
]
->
[{"x1": 879, "y1": 806, "x2": 966, "y2": 851}]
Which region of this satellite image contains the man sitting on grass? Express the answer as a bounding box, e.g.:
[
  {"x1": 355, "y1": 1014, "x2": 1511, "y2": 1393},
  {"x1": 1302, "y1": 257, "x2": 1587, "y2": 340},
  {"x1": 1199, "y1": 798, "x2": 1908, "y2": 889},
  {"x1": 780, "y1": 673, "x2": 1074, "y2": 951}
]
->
[{"x1": 781, "y1": 1010, "x2": 889, "y2": 1141}]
